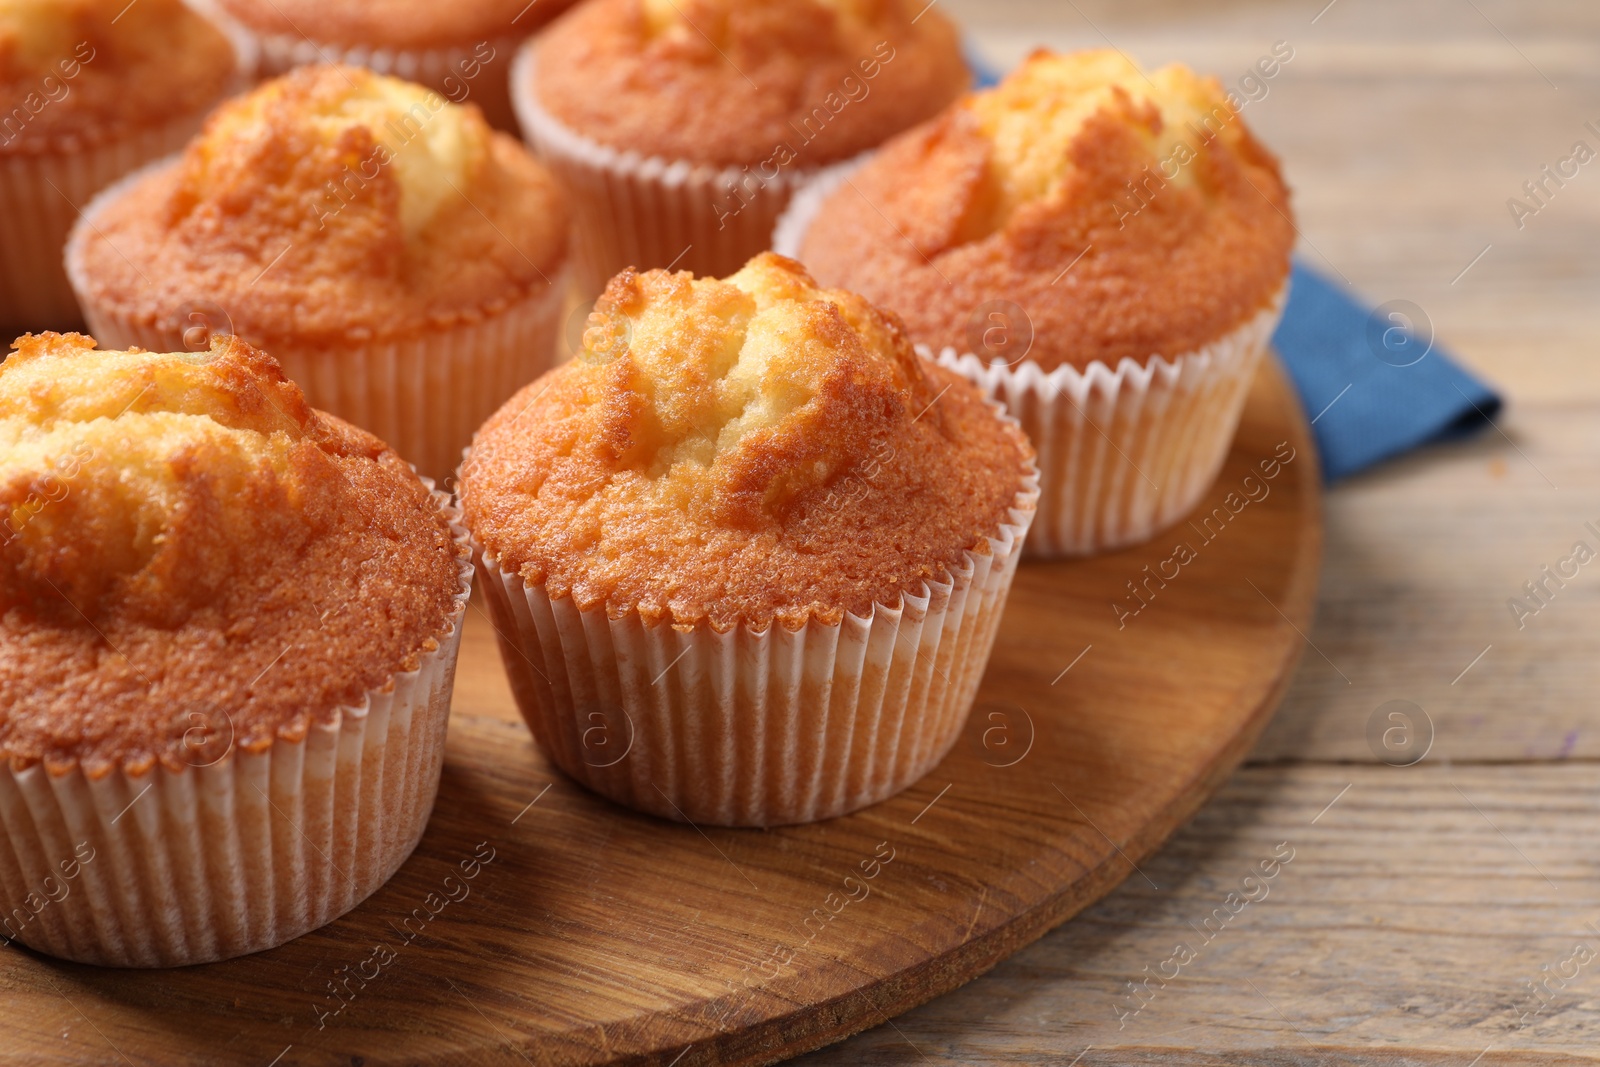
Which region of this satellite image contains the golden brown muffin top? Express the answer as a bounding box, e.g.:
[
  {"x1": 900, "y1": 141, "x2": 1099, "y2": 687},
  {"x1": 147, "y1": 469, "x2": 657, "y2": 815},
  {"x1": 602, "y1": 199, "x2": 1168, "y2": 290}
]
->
[
  {"x1": 0, "y1": 333, "x2": 467, "y2": 775},
  {"x1": 69, "y1": 65, "x2": 568, "y2": 347},
  {"x1": 215, "y1": 0, "x2": 579, "y2": 49},
  {"x1": 0, "y1": 0, "x2": 238, "y2": 152},
  {"x1": 798, "y1": 49, "x2": 1296, "y2": 371},
  {"x1": 530, "y1": 0, "x2": 969, "y2": 167},
  {"x1": 462, "y1": 253, "x2": 1033, "y2": 633}
]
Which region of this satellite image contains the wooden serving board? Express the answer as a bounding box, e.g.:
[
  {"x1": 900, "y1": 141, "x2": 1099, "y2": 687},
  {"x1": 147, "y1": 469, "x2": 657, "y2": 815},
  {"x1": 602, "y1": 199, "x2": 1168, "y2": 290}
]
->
[{"x1": 1, "y1": 355, "x2": 1321, "y2": 1067}]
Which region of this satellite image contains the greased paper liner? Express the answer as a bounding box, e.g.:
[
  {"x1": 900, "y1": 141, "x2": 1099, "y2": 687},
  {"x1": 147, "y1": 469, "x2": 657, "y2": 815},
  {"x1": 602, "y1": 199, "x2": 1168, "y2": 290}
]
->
[
  {"x1": 469, "y1": 454, "x2": 1039, "y2": 828},
  {"x1": 66, "y1": 157, "x2": 568, "y2": 486},
  {"x1": 776, "y1": 160, "x2": 1289, "y2": 559},
  {"x1": 0, "y1": 28, "x2": 254, "y2": 335},
  {"x1": 511, "y1": 41, "x2": 843, "y2": 296},
  {"x1": 0, "y1": 489, "x2": 474, "y2": 968}
]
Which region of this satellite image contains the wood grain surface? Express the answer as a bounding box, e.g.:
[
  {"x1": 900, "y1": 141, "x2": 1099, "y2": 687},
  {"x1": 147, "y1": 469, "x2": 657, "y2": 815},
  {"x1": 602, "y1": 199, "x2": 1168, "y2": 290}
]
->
[
  {"x1": 0, "y1": 356, "x2": 1318, "y2": 1066},
  {"x1": 793, "y1": 1, "x2": 1600, "y2": 1063}
]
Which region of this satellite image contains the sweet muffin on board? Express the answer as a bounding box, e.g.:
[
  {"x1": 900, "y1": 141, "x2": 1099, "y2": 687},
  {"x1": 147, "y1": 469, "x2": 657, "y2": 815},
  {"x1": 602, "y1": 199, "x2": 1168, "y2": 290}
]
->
[
  {"x1": 461, "y1": 252, "x2": 1037, "y2": 827},
  {"x1": 205, "y1": 0, "x2": 578, "y2": 131},
  {"x1": 0, "y1": 333, "x2": 473, "y2": 967},
  {"x1": 778, "y1": 49, "x2": 1296, "y2": 557},
  {"x1": 65, "y1": 64, "x2": 570, "y2": 484},
  {"x1": 0, "y1": 0, "x2": 250, "y2": 335},
  {"x1": 512, "y1": 0, "x2": 970, "y2": 295}
]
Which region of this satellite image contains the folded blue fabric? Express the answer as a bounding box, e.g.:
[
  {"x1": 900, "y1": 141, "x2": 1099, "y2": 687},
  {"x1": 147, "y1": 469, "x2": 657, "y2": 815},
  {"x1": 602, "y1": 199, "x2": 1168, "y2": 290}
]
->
[
  {"x1": 969, "y1": 51, "x2": 1002, "y2": 89},
  {"x1": 1273, "y1": 261, "x2": 1501, "y2": 481}
]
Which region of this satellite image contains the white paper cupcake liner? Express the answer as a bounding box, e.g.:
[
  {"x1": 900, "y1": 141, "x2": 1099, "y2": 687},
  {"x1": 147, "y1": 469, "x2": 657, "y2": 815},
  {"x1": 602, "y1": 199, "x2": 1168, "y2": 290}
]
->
[
  {"x1": 776, "y1": 161, "x2": 1289, "y2": 558},
  {"x1": 511, "y1": 41, "x2": 847, "y2": 296},
  {"x1": 929, "y1": 292, "x2": 1284, "y2": 558},
  {"x1": 469, "y1": 458, "x2": 1038, "y2": 828},
  {"x1": 770, "y1": 153, "x2": 865, "y2": 263},
  {"x1": 65, "y1": 157, "x2": 569, "y2": 485},
  {"x1": 243, "y1": 28, "x2": 526, "y2": 131},
  {"x1": 0, "y1": 29, "x2": 254, "y2": 335},
  {"x1": 0, "y1": 487, "x2": 474, "y2": 968}
]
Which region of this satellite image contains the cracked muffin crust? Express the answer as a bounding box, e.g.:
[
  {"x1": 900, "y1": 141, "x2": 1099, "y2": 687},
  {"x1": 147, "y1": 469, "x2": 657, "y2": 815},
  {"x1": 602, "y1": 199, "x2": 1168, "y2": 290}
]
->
[
  {"x1": 798, "y1": 48, "x2": 1296, "y2": 371},
  {"x1": 461, "y1": 252, "x2": 1035, "y2": 633},
  {"x1": 0, "y1": 332, "x2": 464, "y2": 774},
  {"x1": 67, "y1": 64, "x2": 567, "y2": 347}
]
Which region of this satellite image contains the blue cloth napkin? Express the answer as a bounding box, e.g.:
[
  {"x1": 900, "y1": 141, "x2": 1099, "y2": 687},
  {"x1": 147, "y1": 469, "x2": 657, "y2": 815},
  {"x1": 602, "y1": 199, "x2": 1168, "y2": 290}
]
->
[
  {"x1": 1273, "y1": 262, "x2": 1501, "y2": 481},
  {"x1": 963, "y1": 53, "x2": 1500, "y2": 482},
  {"x1": 969, "y1": 51, "x2": 1003, "y2": 89}
]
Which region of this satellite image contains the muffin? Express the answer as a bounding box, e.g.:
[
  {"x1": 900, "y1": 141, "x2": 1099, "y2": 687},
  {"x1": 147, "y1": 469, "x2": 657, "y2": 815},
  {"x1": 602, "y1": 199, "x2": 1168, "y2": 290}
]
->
[
  {"x1": 512, "y1": 0, "x2": 970, "y2": 295},
  {"x1": 206, "y1": 0, "x2": 579, "y2": 131},
  {"x1": 0, "y1": 332, "x2": 473, "y2": 967},
  {"x1": 461, "y1": 252, "x2": 1037, "y2": 827},
  {"x1": 0, "y1": 0, "x2": 250, "y2": 335},
  {"x1": 65, "y1": 64, "x2": 570, "y2": 484},
  {"x1": 779, "y1": 49, "x2": 1295, "y2": 557}
]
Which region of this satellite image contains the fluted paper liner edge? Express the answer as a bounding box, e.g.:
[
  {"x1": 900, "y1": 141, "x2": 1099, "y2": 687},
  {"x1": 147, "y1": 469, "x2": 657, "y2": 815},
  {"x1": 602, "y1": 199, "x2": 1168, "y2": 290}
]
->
[
  {"x1": 511, "y1": 40, "x2": 869, "y2": 295},
  {"x1": 468, "y1": 444, "x2": 1038, "y2": 828}
]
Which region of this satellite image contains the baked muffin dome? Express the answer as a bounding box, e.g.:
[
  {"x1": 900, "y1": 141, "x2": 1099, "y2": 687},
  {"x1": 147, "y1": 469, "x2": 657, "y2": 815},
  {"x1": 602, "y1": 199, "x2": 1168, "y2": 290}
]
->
[
  {"x1": 66, "y1": 64, "x2": 572, "y2": 480},
  {"x1": 67, "y1": 63, "x2": 567, "y2": 347},
  {"x1": 0, "y1": 332, "x2": 464, "y2": 773},
  {"x1": 463, "y1": 252, "x2": 1033, "y2": 633},
  {"x1": 797, "y1": 48, "x2": 1296, "y2": 370},
  {"x1": 0, "y1": 0, "x2": 246, "y2": 337},
  {"x1": 0, "y1": 0, "x2": 237, "y2": 151},
  {"x1": 529, "y1": 0, "x2": 971, "y2": 168}
]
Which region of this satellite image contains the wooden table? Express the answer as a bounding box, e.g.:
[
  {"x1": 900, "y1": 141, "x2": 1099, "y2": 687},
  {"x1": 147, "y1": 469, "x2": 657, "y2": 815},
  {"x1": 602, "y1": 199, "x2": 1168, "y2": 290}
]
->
[{"x1": 797, "y1": 1, "x2": 1600, "y2": 1064}]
